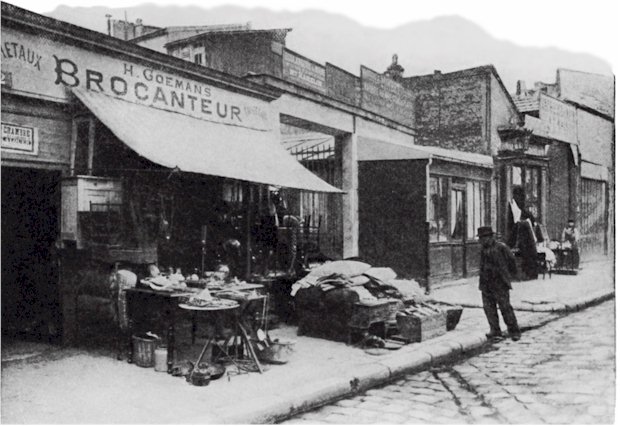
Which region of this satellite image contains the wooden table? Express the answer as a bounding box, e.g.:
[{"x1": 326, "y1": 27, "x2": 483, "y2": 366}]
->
[
  {"x1": 125, "y1": 283, "x2": 265, "y2": 374},
  {"x1": 178, "y1": 301, "x2": 263, "y2": 374}
]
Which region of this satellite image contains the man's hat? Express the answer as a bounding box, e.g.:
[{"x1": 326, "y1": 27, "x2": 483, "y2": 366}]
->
[{"x1": 477, "y1": 226, "x2": 494, "y2": 237}]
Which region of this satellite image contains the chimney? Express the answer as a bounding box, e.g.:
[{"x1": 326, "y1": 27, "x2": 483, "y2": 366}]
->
[
  {"x1": 516, "y1": 80, "x2": 527, "y2": 96},
  {"x1": 434, "y1": 70, "x2": 441, "y2": 75},
  {"x1": 135, "y1": 18, "x2": 143, "y2": 37},
  {"x1": 385, "y1": 54, "x2": 405, "y2": 81}
]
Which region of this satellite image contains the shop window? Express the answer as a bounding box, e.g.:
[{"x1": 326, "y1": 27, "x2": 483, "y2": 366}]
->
[
  {"x1": 466, "y1": 181, "x2": 490, "y2": 239},
  {"x1": 428, "y1": 176, "x2": 449, "y2": 242},
  {"x1": 222, "y1": 181, "x2": 244, "y2": 206}
]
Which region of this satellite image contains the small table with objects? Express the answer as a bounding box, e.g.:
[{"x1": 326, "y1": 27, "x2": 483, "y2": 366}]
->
[{"x1": 124, "y1": 281, "x2": 265, "y2": 374}]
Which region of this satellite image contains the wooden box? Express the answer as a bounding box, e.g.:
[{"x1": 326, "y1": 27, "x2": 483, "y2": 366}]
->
[
  {"x1": 396, "y1": 311, "x2": 447, "y2": 343},
  {"x1": 349, "y1": 299, "x2": 402, "y2": 329}
]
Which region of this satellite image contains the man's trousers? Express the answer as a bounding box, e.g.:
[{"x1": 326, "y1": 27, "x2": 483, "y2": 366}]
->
[{"x1": 481, "y1": 286, "x2": 520, "y2": 335}]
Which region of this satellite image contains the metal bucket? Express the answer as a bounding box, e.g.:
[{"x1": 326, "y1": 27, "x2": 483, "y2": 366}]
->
[{"x1": 132, "y1": 334, "x2": 160, "y2": 368}]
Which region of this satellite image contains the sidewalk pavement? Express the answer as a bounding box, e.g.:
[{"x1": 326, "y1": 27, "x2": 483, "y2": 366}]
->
[{"x1": 1, "y1": 261, "x2": 614, "y2": 424}]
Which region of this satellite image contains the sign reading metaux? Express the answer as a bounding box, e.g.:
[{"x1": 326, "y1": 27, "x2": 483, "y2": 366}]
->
[{"x1": 1, "y1": 27, "x2": 274, "y2": 131}]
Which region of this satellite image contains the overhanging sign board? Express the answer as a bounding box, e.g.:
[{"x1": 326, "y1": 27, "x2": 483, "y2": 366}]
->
[
  {"x1": 325, "y1": 63, "x2": 360, "y2": 106},
  {"x1": 1, "y1": 122, "x2": 39, "y2": 155},
  {"x1": 538, "y1": 94, "x2": 577, "y2": 144},
  {"x1": 282, "y1": 49, "x2": 326, "y2": 94},
  {"x1": 360, "y1": 66, "x2": 414, "y2": 127},
  {"x1": 1, "y1": 27, "x2": 274, "y2": 132}
]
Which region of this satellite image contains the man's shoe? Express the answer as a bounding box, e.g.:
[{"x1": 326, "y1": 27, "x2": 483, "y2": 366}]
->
[
  {"x1": 486, "y1": 331, "x2": 502, "y2": 340},
  {"x1": 510, "y1": 333, "x2": 521, "y2": 341}
]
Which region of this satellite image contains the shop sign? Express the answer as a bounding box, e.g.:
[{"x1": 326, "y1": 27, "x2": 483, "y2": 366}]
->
[
  {"x1": 1, "y1": 28, "x2": 274, "y2": 131},
  {"x1": 360, "y1": 66, "x2": 414, "y2": 127},
  {"x1": 282, "y1": 49, "x2": 326, "y2": 94},
  {"x1": 1, "y1": 123, "x2": 38, "y2": 155},
  {"x1": 325, "y1": 63, "x2": 360, "y2": 106}
]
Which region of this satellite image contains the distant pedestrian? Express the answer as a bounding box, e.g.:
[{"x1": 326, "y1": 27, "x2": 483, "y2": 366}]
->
[
  {"x1": 561, "y1": 218, "x2": 580, "y2": 270},
  {"x1": 478, "y1": 226, "x2": 521, "y2": 341}
]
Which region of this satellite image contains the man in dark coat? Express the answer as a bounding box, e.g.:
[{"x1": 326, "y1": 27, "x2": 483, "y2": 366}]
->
[{"x1": 478, "y1": 226, "x2": 521, "y2": 341}]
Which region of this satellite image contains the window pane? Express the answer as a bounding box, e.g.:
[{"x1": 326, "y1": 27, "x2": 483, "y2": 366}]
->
[
  {"x1": 474, "y1": 182, "x2": 482, "y2": 233},
  {"x1": 512, "y1": 166, "x2": 522, "y2": 186},
  {"x1": 466, "y1": 182, "x2": 474, "y2": 239},
  {"x1": 481, "y1": 182, "x2": 490, "y2": 225},
  {"x1": 428, "y1": 176, "x2": 449, "y2": 242},
  {"x1": 451, "y1": 189, "x2": 464, "y2": 240}
]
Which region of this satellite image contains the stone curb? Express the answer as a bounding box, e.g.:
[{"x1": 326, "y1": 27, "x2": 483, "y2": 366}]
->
[
  {"x1": 448, "y1": 290, "x2": 614, "y2": 312},
  {"x1": 204, "y1": 291, "x2": 614, "y2": 424}
]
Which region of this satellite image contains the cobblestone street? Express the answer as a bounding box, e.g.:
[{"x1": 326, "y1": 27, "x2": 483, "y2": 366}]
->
[{"x1": 283, "y1": 300, "x2": 615, "y2": 424}]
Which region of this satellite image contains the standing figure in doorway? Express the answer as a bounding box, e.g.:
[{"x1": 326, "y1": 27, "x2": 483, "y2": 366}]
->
[
  {"x1": 478, "y1": 226, "x2": 521, "y2": 341},
  {"x1": 561, "y1": 219, "x2": 580, "y2": 270}
]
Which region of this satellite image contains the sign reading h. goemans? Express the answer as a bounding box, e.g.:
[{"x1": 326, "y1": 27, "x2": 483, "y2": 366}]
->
[{"x1": 1, "y1": 27, "x2": 273, "y2": 132}]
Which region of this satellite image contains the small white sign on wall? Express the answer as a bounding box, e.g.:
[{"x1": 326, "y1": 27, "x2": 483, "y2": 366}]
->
[{"x1": 1, "y1": 122, "x2": 39, "y2": 155}]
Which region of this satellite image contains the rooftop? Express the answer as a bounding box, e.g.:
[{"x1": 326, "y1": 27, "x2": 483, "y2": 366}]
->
[
  {"x1": 165, "y1": 28, "x2": 292, "y2": 48},
  {"x1": 512, "y1": 96, "x2": 540, "y2": 113}
]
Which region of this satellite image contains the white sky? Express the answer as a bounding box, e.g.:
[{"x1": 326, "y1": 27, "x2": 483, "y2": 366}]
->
[{"x1": 8, "y1": 0, "x2": 620, "y2": 70}]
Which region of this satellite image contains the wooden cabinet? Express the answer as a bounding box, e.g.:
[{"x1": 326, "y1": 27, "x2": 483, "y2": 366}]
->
[{"x1": 60, "y1": 176, "x2": 122, "y2": 247}]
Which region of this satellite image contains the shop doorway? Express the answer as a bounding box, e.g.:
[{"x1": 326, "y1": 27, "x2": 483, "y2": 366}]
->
[
  {"x1": 280, "y1": 123, "x2": 343, "y2": 260},
  {"x1": 1, "y1": 167, "x2": 62, "y2": 343}
]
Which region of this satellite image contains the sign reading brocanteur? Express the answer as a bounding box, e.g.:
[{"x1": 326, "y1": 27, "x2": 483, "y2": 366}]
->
[{"x1": 1, "y1": 27, "x2": 273, "y2": 131}]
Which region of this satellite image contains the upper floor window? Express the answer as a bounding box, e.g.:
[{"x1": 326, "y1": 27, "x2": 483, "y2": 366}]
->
[{"x1": 194, "y1": 53, "x2": 203, "y2": 65}]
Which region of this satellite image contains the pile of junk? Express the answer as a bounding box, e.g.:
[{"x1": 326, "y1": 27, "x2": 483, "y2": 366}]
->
[{"x1": 291, "y1": 260, "x2": 463, "y2": 349}]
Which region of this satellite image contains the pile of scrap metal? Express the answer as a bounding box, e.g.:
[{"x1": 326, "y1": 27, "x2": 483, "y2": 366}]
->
[{"x1": 291, "y1": 260, "x2": 426, "y2": 342}]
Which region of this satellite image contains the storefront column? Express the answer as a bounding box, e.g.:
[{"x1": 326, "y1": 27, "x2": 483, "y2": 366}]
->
[{"x1": 340, "y1": 132, "x2": 359, "y2": 258}]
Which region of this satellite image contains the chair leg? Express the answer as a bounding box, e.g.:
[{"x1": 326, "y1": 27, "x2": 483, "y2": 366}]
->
[{"x1": 74, "y1": 293, "x2": 81, "y2": 342}]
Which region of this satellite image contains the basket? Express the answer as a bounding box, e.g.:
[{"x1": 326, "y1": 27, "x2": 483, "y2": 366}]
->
[
  {"x1": 396, "y1": 311, "x2": 447, "y2": 343},
  {"x1": 431, "y1": 302, "x2": 464, "y2": 331},
  {"x1": 254, "y1": 340, "x2": 295, "y2": 364},
  {"x1": 132, "y1": 334, "x2": 160, "y2": 368}
]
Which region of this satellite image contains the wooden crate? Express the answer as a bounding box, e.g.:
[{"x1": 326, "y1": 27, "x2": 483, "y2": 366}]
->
[
  {"x1": 396, "y1": 311, "x2": 447, "y2": 343},
  {"x1": 349, "y1": 299, "x2": 402, "y2": 329}
]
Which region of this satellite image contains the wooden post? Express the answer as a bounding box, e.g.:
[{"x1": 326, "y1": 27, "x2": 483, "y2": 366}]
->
[{"x1": 244, "y1": 182, "x2": 252, "y2": 280}]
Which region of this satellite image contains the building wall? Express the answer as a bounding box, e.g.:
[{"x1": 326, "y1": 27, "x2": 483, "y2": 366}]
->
[
  {"x1": 358, "y1": 159, "x2": 429, "y2": 286},
  {"x1": 169, "y1": 35, "x2": 283, "y2": 79},
  {"x1": 546, "y1": 141, "x2": 574, "y2": 240},
  {"x1": 489, "y1": 75, "x2": 520, "y2": 156},
  {"x1": 404, "y1": 73, "x2": 487, "y2": 154},
  {"x1": 577, "y1": 109, "x2": 614, "y2": 168},
  {"x1": 1, "y1": 94, "x2": 72, "y2": 170},
  {"x1": 135, "y1": 35, "x2": 168, "y2": 53}
]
